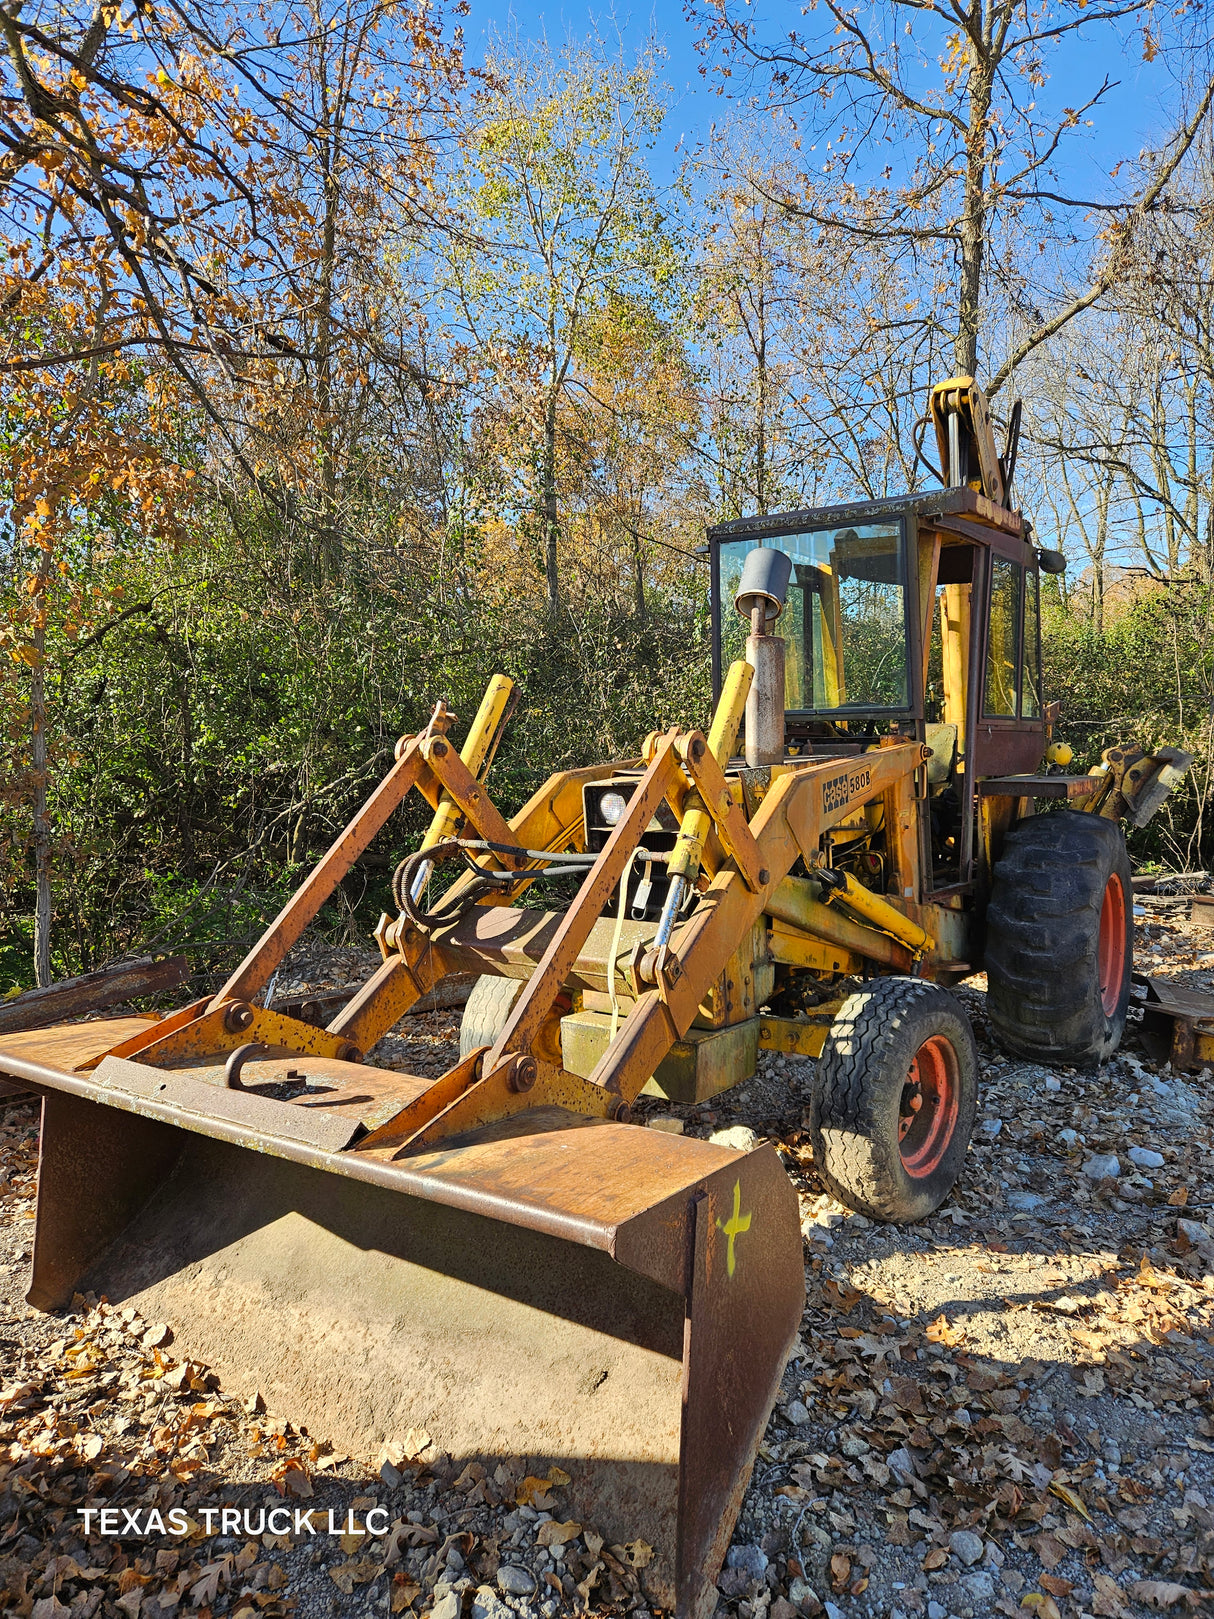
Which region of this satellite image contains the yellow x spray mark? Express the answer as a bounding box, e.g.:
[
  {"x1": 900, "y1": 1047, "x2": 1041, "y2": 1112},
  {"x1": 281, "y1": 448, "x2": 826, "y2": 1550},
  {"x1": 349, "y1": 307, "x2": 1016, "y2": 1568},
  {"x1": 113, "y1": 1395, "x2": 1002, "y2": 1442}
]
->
[{"x1": 716, "y1": 1180, "x2": 752, "y2": 1278}]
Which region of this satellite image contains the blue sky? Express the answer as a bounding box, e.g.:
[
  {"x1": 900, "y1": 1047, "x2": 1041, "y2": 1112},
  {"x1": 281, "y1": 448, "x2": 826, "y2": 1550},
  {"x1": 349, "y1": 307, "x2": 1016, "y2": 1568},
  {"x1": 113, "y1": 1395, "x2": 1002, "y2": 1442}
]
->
[{"x1": 463, "y1": 0, "x2": 1182, "y2": 198}]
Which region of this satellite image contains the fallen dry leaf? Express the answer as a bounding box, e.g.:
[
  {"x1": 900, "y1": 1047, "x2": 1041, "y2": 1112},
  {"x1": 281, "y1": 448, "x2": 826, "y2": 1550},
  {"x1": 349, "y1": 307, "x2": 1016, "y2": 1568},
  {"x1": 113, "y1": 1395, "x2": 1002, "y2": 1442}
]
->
[
  {"x1": 1091, "y1": 1571, "x2": 1129, "y2": 1616},
  {"x1": 576, "y1": 1561, "x2": 603, "y2": 1606},
  {"x1": 1021, "y1": 1593, "x2": 1062, "y2": 1619},
  {"x1": 615, "y1": 1539, "x2": 654, "y2": 1569},
  {"x1": 1033, "y1": 1534, "x2": 1067, "y2": 1570},
  {"x1": 271, "y1": 1458, "x2": 312, "y2": 1499},
  {"x1": 390, "y1": 1574, "x2": 421, "y2": 1613},
  {"x1": 1039, "y1": 1575, "x2": 1073, "y2": 1598},
  {"x1": 831, "y1": 1553, "x2": 852, "y2": 1591},
  {"x1": 515, "y1": 1476, "x2": 556, "y2": 1509},
  {"x1": 536, "y1": 1520, "x2": 581, "y2": 1548},
  {"x1": 514, "y1": 1464, "x2": 570, "y2": 1508},
  {"x1": 1048, "y1": 1478, "x2": 1092, "y2": 1523},
  {"x1": 925, "y1": 1313, "x2": 965, "y2": 1347},
  {"x1": 822, "y1": 1279, "x2": 863, "y2": 1312},
  {"x1": 1130, "y1": 1583, "x2": 1202, "y2": 1610},
  {"x1": 328, "y1": 1560, "x2": 380, "y2": 1595}
]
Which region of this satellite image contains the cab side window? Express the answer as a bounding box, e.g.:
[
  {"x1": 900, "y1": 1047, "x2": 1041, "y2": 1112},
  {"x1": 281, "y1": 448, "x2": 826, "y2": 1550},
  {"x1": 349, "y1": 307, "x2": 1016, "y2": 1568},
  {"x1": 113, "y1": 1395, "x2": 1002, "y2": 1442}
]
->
[
  {"x1": 1021, "y1": 569, "x2": 1041, "y2": 718},
  {"x1": 984, "y1": 557, "x2": 1019, "y2": 717}
]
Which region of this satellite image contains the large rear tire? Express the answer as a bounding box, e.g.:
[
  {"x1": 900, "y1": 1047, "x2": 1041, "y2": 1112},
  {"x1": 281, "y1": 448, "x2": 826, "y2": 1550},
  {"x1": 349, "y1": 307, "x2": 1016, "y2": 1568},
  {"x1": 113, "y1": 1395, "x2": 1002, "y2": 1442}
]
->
[
  {"x1": 809, "y1": 979, "x2": 979, "y2": 1223},
  {"x1": 984, "y1": 810, "x2": 1132, "y2": 1066},
  {"x1": 459, "y1": 975, "x2": 525, "y2": 1059}
]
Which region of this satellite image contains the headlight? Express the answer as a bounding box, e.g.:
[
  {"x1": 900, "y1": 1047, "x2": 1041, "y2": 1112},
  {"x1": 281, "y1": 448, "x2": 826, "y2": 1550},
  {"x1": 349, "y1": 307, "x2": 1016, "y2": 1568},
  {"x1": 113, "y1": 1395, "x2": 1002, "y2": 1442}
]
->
[{"x1": 599, "y1": 790, "x2": 627, "y2": 826}]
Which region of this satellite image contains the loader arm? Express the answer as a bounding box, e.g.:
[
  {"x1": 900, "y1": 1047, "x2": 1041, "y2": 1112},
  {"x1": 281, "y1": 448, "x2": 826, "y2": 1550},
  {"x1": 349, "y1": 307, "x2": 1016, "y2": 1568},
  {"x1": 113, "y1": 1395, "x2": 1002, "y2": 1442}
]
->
[{"x1": 396, "y1": 733, "x2": 928, "y2": 1151}]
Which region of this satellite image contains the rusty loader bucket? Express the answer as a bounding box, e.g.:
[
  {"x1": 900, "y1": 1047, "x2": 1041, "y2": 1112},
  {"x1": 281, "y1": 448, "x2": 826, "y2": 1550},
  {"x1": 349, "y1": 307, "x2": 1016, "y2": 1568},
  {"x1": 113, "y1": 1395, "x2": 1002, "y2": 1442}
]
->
[
  {"x1": 0, "y1": 672, "x2": 830, "y2": 1617},
  {"x1": 4, "y1": 1038, "x2": 802, "y2": 1618}
]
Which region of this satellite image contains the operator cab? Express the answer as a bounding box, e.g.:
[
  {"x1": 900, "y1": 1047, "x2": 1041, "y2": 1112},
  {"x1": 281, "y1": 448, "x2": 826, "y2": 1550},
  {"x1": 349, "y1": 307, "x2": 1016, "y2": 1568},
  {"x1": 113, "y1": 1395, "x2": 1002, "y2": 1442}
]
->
[{"x1": 708, "y1": 487, "x2": 1054, "y2": 893}]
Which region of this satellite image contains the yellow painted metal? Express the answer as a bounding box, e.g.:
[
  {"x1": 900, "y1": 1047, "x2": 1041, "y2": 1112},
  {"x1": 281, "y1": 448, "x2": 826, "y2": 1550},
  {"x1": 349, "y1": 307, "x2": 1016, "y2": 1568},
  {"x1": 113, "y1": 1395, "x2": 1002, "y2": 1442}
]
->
[
  {"x1": 820, "y1": 568, "x2": 844, "y2": 707},
  {"x1": 592, "y1": 744, "x2": 926, "y2": 1106},
  {"x1": 561, "y1": 1010, "x2": 758, "y2": 1104},
  {"x1": 393, "y1": 1059, "x2": 617, "y2": 1156},
  {"x1": 675, "y1": 741, "x2": 764, "y2": 891},
  {"x1": 828, "y1": 871, "x2": 933, "y2": 956},
  {"x1": 940, "y1": 583, "x2": 970, "y2": 748},
  {"x1": 485, "y1": 736, "x2": 684, "y2": 1073},
  {"x1": 131, "y1": 1003, "x2": 360, "y2": 1066},
  {"x1": 929, "y1": 376, "x2": 1004, "y2": 504},
  {"x1": 356, "y1": 1046, "x2": 487, "y2": 1151},
  {"x1": 765, "y1": 876, "x2": 911, "y2": 971},
  {"x1": 758, "y1": 1014, "x2": 832, "y2": 1059},
  {"x1": 917, "y1": 529, "x2": 942, "y2": 692},
  {"x1": 420, "y1": 736, "x2": 527, "y2": 863},
  {"x1": 668, "y1": 660, "x2": 753, "y2": 884},
  {"x1": 420, "y1": 675, "x2": 514, "y2": 854},
  {"x1": 77, "y1": 997, "x2": 211, "y2": 1070},
  {"x1": 767, "y1": 920, "x2": 859, "y2": 975}
]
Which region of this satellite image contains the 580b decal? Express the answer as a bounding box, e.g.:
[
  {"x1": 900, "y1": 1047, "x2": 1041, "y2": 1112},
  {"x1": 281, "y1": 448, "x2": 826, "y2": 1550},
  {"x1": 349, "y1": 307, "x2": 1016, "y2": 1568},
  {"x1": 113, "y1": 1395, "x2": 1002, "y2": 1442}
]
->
[{"x1": 823, "y1": 766, "x2": 872, "y2": 814}]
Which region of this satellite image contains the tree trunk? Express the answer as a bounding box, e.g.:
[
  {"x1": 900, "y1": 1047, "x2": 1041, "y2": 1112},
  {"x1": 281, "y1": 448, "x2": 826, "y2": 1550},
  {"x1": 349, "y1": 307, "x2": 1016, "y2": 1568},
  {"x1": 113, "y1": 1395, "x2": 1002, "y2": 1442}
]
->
[
  {"x1": 956, "y1": 52, "x2": 994, "y2": 378},
  {"x1": 317, "y1": 133, "x2": 338, "y2": 512},
  {"x1": 755, "y1": 287, "x2": 768, "y2": 514},
  {"x1": 1093, "y1": 479, "x2": 1109, "y2": 635},
  {"x1": 542, "y1": 388, "x2": 560, "y2": 613},
  {"x1": 31, "y1": 599, "x2": 51, "y2": 988}
]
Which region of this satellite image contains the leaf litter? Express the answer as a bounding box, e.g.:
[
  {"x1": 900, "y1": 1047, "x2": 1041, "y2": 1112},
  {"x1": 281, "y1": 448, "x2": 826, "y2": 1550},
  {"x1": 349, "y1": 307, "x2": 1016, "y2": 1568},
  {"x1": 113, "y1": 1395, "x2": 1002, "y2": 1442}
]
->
[{"x1": 3, "y1": 909, "x2": 1214, "y2": 1619}]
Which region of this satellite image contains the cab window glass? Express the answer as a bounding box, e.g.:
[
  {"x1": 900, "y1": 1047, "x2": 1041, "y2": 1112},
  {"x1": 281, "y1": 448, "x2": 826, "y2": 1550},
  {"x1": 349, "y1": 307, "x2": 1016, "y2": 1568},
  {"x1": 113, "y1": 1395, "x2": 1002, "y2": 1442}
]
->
[
  {"x1": 720, "y1": 522, "x2": 910, "y2": 712},
  {"x1": 985, "y1": 558, "x2": 1019, "y2": 717},
  {"x1": 1021, "y1": 570, "x2": 1041, "y2": 718}
]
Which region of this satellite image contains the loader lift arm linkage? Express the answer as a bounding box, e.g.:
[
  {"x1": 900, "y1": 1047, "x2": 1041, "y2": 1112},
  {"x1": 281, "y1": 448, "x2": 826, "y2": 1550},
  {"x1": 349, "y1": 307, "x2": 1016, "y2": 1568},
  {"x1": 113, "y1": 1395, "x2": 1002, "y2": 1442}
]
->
[{"x1": 1, "y1": 373, "x2": 1192, "y2": 1619}]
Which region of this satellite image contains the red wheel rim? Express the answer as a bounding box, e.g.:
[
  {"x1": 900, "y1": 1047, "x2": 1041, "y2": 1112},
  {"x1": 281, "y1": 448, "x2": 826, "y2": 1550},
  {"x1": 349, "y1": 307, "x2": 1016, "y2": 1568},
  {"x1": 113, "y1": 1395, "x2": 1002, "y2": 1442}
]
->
[
  {"x1": 1097, "y1": 873, "x2": 1127, "y2": 1017},
  {"x1": 898, "y1": 1035, "x2": 961, "y2": 1178}
]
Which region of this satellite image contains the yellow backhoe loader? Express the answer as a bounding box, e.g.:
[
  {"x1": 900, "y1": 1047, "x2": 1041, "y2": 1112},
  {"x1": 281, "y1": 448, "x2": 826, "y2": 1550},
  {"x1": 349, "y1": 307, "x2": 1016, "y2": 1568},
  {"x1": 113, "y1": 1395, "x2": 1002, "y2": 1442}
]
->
[{"x1": 0, "y1": 376, "x2": 1189, "y2": 1618}]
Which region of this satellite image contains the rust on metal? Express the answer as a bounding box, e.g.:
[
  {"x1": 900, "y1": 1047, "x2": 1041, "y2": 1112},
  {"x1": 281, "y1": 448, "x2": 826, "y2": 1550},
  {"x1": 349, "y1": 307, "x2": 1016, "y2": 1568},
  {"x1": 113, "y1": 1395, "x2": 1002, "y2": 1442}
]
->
[
  {"x1": 15, "y1": 1058, "x2": 802, "y2": 1616},
  {"x1": 420, "y1": 737, "x2": 530, "y2": 869},
  {"x1": 356, "y1": 1045, "x2": 487, "y2": 1150},
  {"x1": 0, "y1": 1015, "x2": 162, "y2": 1076},
  {"x1": 94, "y1": 1056, "x2": 370, "y2": 1152},
  {"x1": 130, "y1": 1003, "x2": 364, "y2": 1067},
  {"x1": 1136, "y1": 975, "x2": 1214, "y2": 1072},
  {"x1": 675, "y1": 738, "x2": 765, "y2": 891},
  {"x1": 759, "y1": 1012, "x2": 835, "y2": 1058},
  {"x1": 978, "y1": 774, "x2": 1101, "y2": 799},
  {"x1": 327, "y1": 952, "x2": 442, "y2": 1054},
  {"x1": 0, "y1": 956, "x2": 189, "y2": 1036}
]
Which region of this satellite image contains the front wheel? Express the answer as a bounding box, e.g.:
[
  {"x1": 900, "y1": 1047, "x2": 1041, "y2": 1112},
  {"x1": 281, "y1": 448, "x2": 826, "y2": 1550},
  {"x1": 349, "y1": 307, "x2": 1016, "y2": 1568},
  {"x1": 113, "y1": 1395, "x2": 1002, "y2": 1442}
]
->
[
  {"x1": 459, "y1": 975, "x2": 525, "y2": 1059},
  {"x1": 809, "y1": 979, "x2": 979, "y2": 1222}
]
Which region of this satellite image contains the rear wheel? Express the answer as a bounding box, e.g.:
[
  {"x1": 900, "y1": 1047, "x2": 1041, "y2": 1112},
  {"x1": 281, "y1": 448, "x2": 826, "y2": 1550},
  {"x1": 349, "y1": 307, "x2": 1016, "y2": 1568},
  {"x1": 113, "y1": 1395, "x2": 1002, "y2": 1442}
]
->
[
  {"x1": 809, "y1": 979, "x2": 979, "y2": 1223},
  {"x1": 985, "y1": 810, "x2": 1132, "y2": 1065},
  {"x1": 458, "y1": 975, "x2": 525, "y2": 1059}
]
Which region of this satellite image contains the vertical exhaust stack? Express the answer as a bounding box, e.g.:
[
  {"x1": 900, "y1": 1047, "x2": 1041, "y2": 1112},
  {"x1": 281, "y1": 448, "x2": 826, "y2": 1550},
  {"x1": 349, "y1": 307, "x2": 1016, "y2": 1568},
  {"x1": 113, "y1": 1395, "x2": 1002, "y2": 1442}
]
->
[{"x1": 735, "y1": 547, "x2": 792, "y2": 767}]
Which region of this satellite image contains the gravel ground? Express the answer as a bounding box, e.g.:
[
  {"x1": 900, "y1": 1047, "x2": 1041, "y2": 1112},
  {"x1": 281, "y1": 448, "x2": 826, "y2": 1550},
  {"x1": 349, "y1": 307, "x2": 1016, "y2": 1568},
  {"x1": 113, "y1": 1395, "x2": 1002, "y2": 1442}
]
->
[{"x1": 2, "y1": 898, "x2": 1213, "y2": 1619}]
